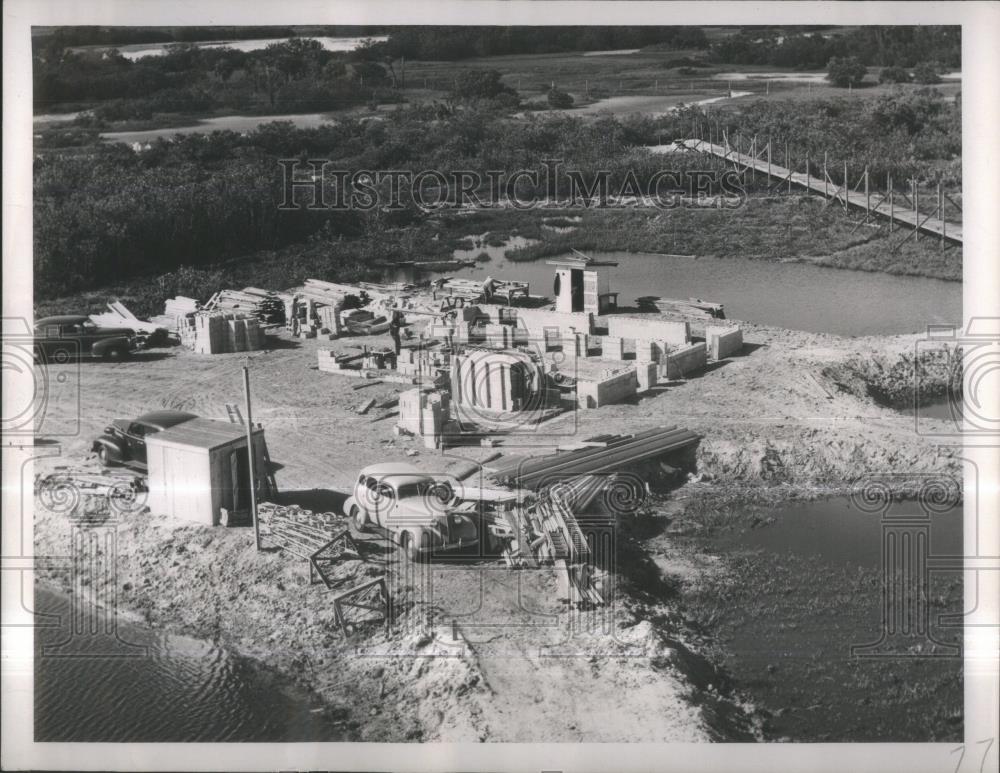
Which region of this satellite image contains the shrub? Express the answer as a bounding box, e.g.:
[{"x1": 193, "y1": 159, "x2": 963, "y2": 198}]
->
[
  {"x1": 913, "y1": 61, "x2": 942, "y2": 84},
  {"x1": 547, "y1": 89, "x2": 574, "y2": 109},
  {"x1": 879, "y1": 66, "x2": 912, "y2": 84},
  {"x1": 826, "y1": 56, "x2": 867, "y2": 88}
]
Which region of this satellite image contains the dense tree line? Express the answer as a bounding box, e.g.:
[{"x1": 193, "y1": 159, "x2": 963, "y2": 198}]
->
[
  {"x1": 31, "y1": 26, "x2": 380, "y2": 49},
  {"x1": 34, "y1": 38, "x2": 390, "y2": 115},
  {"x1": 710, "y1": 26, "x2": 960, "y2": 70},
  {"x1": 371, "y1": 26, "x2": 708, "y2": 61}
]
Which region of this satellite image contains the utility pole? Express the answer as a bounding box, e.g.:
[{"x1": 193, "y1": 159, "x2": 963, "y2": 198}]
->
[
  {"x1": 823, "y1": 151, "x2": 828, "y2": 197},
  {"x1": 243, "y1": 362, "x2": 261, "y2": 552},
  {"x1": 913, "y1": 179, "x2": 919, "y2": 241},
  {"x1": 864, "y1": 165, "x2": 869, "y2": 217},
  {"x1": 938, "y1": 182, "x2": 944, "y2": 248}
]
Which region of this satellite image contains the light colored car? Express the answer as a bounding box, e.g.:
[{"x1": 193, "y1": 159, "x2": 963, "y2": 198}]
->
[{"x1": 343, "y1": 462, "x2": 479, "y2": 561}]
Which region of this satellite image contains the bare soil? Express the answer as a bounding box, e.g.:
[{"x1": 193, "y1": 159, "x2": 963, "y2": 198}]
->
[{"x1": 31, "y1": 320, "x2": 958, "y2": 741}]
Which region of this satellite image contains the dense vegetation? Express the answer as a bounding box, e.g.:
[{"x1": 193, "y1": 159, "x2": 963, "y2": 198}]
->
[
  {"x1": 33, "y1": 38, "x2": 395, "y2": 116},
  {"x1": 709, "y1": 26, "x2": 960, "y2": 70},
  {"x1": 35, "y1": 84, "x2": 960, "y2": 301}
]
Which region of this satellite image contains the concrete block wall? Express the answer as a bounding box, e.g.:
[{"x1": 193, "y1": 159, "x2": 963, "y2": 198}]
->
[
  {"x1": 576, "y1": 368, "x2": 637, "y2": 408},
  {"x1": 601, "y1": 335, "x2": 625, "y2": 361},
  {"x1": 662, "y1": 342, "x2": 708, "y2": 379},
  {"x1": 706, "y1": 326, "x2": 744, "y2": 360},
  {"x1": 635, "y1": 361, "x2": 658, "y2": 393},
  {"x1": 485, "y1": 306, "x2": 592, "y2": 341},
  {"x1": 605, "y1": 315, "x2": 690, "y2": 346}
]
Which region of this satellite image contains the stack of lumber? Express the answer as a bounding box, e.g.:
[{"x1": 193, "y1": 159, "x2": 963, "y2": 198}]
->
[
  {"x1": 487, "y1": 426, "x2": 700, "y2": 490},
  {"x1": 205, "y1": 288, "x2": 285, "y2": 325},
  {"x1": 437, "y1": 278, "x2": 530, "y2": 303},
  {"x1": 637, "y1": 296, "x2": 725, "y2": 319},
  {"x1": 149, "y1": 296, "x2": 200, "y2": 331}
]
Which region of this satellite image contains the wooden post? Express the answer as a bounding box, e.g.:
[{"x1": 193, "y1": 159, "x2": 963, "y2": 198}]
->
[
  {"x1": 243, "y1": 362, "x2": 260, "y2": 551},
  {"x1": 767, "y1": 139, "x2": 772, "y2": 183},
  {"x1": 751, "y1": 135, "x2": 756, "y2": 185},
  {"x1": 823, "y1": 152, "x2": 828, "y2": 197},
  {"x1": 805, "y1": 152, "x2": 810, "y2": 193},
  {"x1": 864, "y1": 166, "x2": 869, "y2": 218},
  {"x1": 786, "y1": 141, "x2": 791, "y2": 193},
  {"x1": 843, "y1": 160, "x2": 848, "y2": 203},
  {"x1": 888, "y1": 173, "x2": 894, "y2": 232},
  {"x1": 938, "y1": 182, "x2": 944, "y2": 248},
  {"x1": 913, "y1": 179, "x2": 919, "y2": 242}
]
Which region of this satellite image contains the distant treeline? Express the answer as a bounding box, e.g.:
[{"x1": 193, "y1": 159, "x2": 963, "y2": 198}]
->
[
  {"x1": 373, "y1": 26, "x2": 709, "y2": 60},
  {"x1": 31, "y1": 26, "x2": 382, "y2": 48},
  {"x1": 35, "y1": 87, "x2": 960, "y2": 299},
  {"x1": 34, "y1": 38, "x2": 394, "y2": 115},
  {"x1": 710, "y1": 26, "x2": 960, "y2": 69}
]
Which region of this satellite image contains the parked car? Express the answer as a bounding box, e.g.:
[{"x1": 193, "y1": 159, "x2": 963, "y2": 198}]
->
[
  {"x1": 344, "y1": 462, "x2": 479, "y2": 561},
  {"x1": 92, "y1": 410, "x2": 198, "y2": 469},
  {"x1": 34, "y1": 315, "x2": 139, "y2": 361}
]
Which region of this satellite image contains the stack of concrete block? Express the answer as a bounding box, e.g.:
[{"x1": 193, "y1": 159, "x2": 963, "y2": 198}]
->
[
  {"x1": 706, "y1": 326, "x2": 744, "y2": 360},
  {"x1": 193, "y1": 314, "x2": 229, "y2": 354},
  {"x1": 398, "y1": 388, "x2": 450, "y2": 448},
  {"x1": 662, "y1": 342, "x2": 708, "y2": 379},
  {"x1": 483, "y1": 323, "x2": 514, "y2": 349},
  {"x1": 317, "y1": 304, "x2": 343, "y2": 338}
]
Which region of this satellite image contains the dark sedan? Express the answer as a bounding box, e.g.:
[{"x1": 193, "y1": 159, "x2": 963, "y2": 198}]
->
[
  {"x1": 92, "y1": 410, "x2": 198, "y2": 468},
  {"x1": 35, "y1": 315, "x2": 139, "y2": 361}
]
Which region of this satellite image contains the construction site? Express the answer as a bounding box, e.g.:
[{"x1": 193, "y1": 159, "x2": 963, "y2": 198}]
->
[{"x1": 28, "y1": 228, "x2": 968, "y2": 743}]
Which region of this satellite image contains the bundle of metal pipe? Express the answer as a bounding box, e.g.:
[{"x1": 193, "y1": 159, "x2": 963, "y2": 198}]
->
[{"x1": 488, "y1": 426, "x2": 700, "y2": 490}]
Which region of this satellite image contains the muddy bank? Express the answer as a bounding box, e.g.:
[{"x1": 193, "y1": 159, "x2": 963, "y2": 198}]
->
[{"x1": 33, "y1": 490, "x2": 754, "y2": 742}]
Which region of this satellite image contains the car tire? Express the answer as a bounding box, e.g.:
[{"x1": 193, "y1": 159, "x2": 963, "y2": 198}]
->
[
  {"x1": 350, "y1": 505, "x2": 368, "y2": 533},
  {"x1": 97, "y1": 446, "x2": 115, "y2": 468}
]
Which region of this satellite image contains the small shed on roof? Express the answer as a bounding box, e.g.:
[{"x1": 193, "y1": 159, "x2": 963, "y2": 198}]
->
[{"x1": 144, "y1": 417, "x2": 271, "y2": 526}]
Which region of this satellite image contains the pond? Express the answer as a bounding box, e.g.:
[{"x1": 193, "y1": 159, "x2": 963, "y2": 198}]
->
[
  {"x1": 681, "y1": 495, "x2": 964, "y2": 740},
  {"x1": 34, "y1": 587, "x2": 343, "y2": 741},
  {"x1": 392, "y1": 248, "x2": 962, "y2": 337}
]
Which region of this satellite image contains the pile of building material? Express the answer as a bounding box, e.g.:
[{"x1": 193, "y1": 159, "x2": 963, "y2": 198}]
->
[
  {"x1": 149, "y1": 296, "x2": 200, "y2": 331},
  {"x1": 89, "y1": 301, "x2": 170, "y2": 345},
  {"x1": 397, "y1": 388, "x2": 453, "y2": 448},
  {"x1": 204, "y1": 288, "x2": 285, "y2": 326},
  {"x1": 638, "y1": 296, "x2": 725, "y2": 319},
  {"x1": 486, "y1": 426, "x2": 701, "y2": 490},
  {"x1": 434, "y1": 278, "x2": 530, "y2": 304},
  {"x1": 179, "y1": 312, "x2": 264, "y2": 354},
  {"x1": 258, "y1": 502, "x2": 359, "y2": 588}
]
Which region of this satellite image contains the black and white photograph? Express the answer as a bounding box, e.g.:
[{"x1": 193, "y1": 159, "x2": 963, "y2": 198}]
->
[{"x1": 2, "y1": 2, "x2": 998, "y2": 771}]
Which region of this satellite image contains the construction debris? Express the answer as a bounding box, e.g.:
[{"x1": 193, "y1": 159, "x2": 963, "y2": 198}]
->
[
  {"x1": 149, "y1": 296, "x2": 199, "y2": 331},
  {"x1": 331, "y1": 577, "x2": 390, "y2": 636},
  {"x1": 89, "y1": 301, "x2": 170, "y2": 346}
]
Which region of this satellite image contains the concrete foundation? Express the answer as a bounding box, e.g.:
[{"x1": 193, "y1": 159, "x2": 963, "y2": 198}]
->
[
  {"x1": 576, "y1": 368, "x2": 637, "y2": 408},
  {"x1": 662, "y1": 342, "x2": 708, "y2": 379},
  {"x1": 706, "y1": 326, "x2": 744, "y2": 360},
  {"x1": 605, "y1": 315, "x2": 690, "y2": 346}
]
